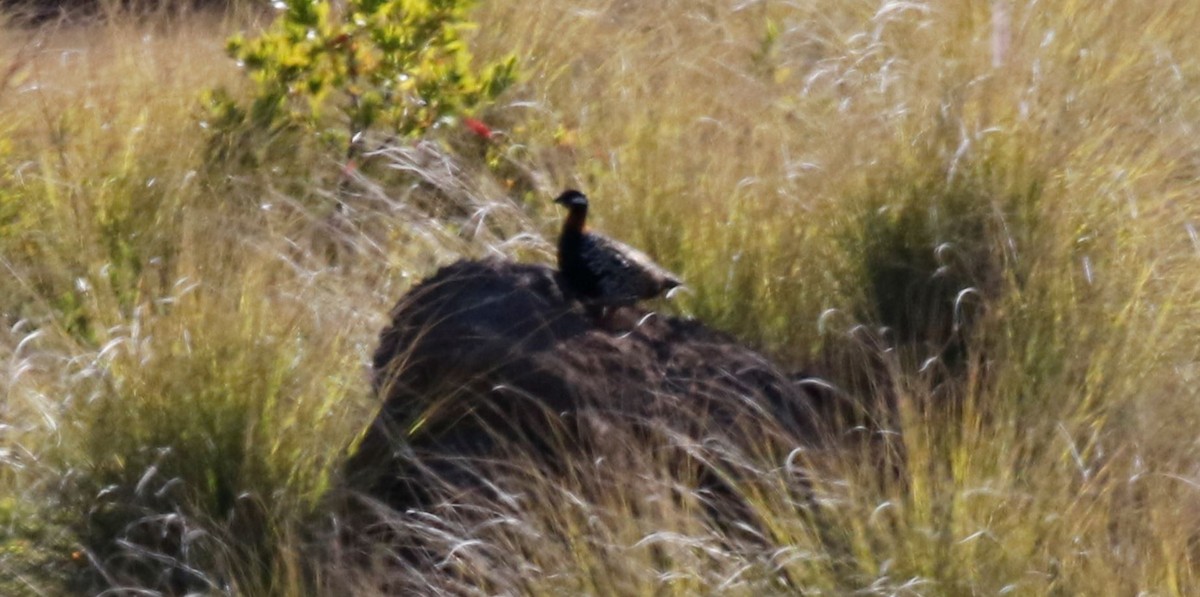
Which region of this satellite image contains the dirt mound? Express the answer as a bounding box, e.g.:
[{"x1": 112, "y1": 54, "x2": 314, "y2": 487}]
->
[{"x1": 344, "y1": 258, "x2": 834, "y2": 510}]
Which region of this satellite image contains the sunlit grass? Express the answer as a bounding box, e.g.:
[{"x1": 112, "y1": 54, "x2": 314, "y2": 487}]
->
[{"x1": 4, "y1": 0, "x2": 1200, "y2": 593}]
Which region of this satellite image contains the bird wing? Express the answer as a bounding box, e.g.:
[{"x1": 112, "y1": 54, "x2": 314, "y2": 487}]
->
[{"x1": 582, "y1": 234, "x2": 683, "y2": 303}]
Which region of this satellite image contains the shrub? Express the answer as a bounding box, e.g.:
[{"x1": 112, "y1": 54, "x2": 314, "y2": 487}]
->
[{"x1": 205, "y1": 0, "x2": 517, "y2": 175}]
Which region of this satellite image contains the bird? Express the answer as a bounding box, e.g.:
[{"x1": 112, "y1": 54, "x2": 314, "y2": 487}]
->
[{"x1": 553, "y1": 189, "x2": 683, "y2": 322}]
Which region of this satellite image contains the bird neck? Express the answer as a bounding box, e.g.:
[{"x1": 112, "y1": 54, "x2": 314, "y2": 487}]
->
[{"x1": 562, "y1": 204, "x2": 588, "y2": 236}]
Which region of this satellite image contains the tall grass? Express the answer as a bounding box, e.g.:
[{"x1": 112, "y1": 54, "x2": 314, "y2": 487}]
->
[{"x1": 4, "y1": 0, "x2": 1200, "y2": 594}]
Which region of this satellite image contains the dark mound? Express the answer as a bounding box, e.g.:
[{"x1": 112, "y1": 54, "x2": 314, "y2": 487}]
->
[{"x1": 344, "y1": 258, "x2": 834, "y2": 511}]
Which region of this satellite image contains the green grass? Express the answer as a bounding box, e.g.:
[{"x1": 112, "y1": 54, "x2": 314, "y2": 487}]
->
[{"x1": 5, "y1": 0, "x2": 1200, "y2": 594}]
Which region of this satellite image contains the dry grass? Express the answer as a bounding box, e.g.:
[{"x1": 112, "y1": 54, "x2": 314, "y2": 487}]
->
[{"x1": 4, "y1": 0, "x2": 1200, "y2": 594}]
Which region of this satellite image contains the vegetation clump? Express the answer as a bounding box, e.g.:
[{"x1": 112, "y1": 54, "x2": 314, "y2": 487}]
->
[{"x1": 206, "y1": 0, "x2": 517, "y2": 175}]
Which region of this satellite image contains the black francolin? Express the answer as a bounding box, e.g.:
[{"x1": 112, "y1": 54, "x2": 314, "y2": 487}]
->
[{"x1": 553, "y1": 189, "x2": 682, "y2": 320}]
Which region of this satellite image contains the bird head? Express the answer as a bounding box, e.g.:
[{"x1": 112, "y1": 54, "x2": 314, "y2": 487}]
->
[{"x1": 553, "y1": 189, "x2": 589, "y2": 208}]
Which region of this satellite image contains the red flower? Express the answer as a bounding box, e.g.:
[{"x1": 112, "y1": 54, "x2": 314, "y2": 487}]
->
[
  {"x1": 463, "y1": 116, "x2": 494, "y2": 141},
  {"x1": 328, "y1": 33, "x2": 352, "y2": 49}
]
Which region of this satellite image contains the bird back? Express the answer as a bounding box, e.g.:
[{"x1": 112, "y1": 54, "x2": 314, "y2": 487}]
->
[{"x1": 579, "y1": 233, "x2": 682, "y2": 305}]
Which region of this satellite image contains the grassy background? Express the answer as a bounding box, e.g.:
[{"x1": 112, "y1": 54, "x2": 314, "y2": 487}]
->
[{"x1": 5, "y1": 0, "x2": 1200, "y2": 593}]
